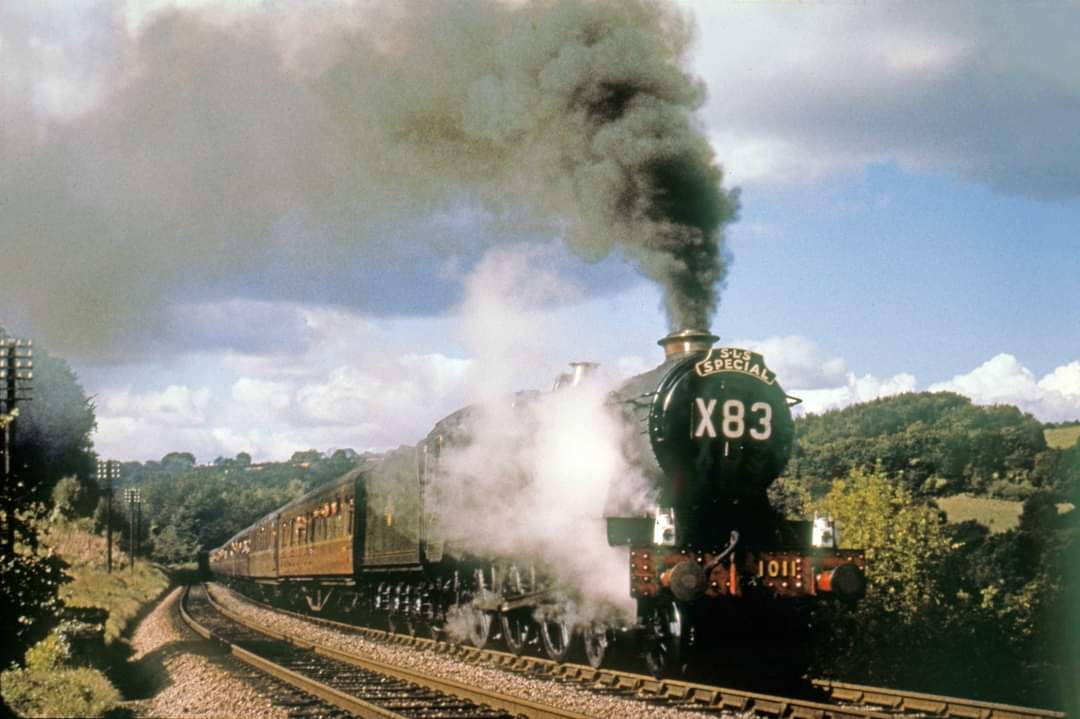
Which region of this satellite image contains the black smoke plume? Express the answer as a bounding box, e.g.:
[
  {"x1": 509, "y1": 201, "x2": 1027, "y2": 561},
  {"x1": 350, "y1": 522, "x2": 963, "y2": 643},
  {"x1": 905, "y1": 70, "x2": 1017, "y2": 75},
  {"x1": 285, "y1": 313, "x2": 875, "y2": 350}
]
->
[{"x1": 1, "y1": 0, "x2": 738, "y2": 351}]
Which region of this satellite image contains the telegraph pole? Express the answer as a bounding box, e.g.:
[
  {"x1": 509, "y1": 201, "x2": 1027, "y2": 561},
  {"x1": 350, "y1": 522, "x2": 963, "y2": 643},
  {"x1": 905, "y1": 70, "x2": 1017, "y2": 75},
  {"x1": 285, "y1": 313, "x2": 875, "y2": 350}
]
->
[
  {"x1": 124, "y1": 487, "x2": 141, "y2": 571},
  {"x1": 135, "y1": 492, "x2": 142, "y2": 566},
  {"x1": 97, "y1": 460, "x2": 120, "y2": 573},
  {"x1": 1, "y1": 335, "x2": 33, "y2": 561},
  {"x1": 124, "y1": 488, "x2": 133, "y2": 571}
]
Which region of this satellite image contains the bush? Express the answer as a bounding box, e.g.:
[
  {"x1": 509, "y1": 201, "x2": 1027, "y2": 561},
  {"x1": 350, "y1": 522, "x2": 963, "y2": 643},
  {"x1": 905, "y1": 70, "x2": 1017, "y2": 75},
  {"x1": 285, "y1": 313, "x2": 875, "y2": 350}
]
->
[
  {"x1": 24, "y1": 632, "x2": 72, "y2": 672},
  {"x1": 1, "y1": 665, "x2": 121, "y2": 718},
  {"x1": 2, "y1": 629, "x2": 121, "y2": 717},
  {"x1": 989, "y1": 478, "x2": 1036, "y2": 501}
]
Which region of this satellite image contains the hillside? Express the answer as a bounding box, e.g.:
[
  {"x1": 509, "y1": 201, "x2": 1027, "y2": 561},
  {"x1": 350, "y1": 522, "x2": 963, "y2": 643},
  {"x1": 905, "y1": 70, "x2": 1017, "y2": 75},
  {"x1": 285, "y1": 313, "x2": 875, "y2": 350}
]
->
[
  {"x1": 1, "y1": 518, "x2": 170, "y2": 717},
  {"x1": 43, "y1": 518, "x2": 170, "y2": 641},
  {"x1": 786, "y1": 391, "x2": 1079, "y2": 502},
  {"x1": 115, "y1": 449, "x2": 366, "y2": 565}
]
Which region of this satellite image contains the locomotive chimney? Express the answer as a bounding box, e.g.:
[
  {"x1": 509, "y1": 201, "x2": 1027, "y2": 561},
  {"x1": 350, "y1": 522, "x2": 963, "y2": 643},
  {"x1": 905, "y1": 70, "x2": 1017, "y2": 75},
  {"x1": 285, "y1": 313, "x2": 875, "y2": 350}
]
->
[
  {"x1": 552, "y1": 361, "x2": 599, "y2": 390},
  {"x1": 657, "y1": 329, "x2": 719, "y2": 359}
]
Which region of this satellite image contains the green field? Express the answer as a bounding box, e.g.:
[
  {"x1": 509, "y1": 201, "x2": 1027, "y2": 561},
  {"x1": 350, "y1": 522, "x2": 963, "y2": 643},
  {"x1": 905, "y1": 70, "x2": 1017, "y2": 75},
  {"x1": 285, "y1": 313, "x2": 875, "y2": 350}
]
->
[
  {"x1": 937, "y1": 493, "x2": 1076, "y2": 533},
  {"x1": 1045, "y1": 425, "x2": 1080, "y2": 449},
  {"x1": 937, "y1": 494, "x2": 1024, "y2": 533}
]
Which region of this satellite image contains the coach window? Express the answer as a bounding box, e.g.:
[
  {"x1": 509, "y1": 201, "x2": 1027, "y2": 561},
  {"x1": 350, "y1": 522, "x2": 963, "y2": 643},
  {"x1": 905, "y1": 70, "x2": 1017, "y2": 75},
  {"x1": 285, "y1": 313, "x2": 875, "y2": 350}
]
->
[{"x1": 347, "y1": 497, "x2": 354, "y2": 535}]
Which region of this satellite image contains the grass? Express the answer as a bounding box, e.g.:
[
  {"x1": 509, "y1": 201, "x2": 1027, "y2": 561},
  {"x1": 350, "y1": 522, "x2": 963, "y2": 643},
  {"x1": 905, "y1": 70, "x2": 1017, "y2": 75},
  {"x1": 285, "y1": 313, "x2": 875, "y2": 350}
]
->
[
  {"x1": 43, "y1": 518, "x2": 171, "y2": 643},
  {"x1": 1, "y1": 517, "x2": 172, "y2": 718},
  {"x1": 1045, "y1": 425, "x2": 1080, "y2": 449},
  {"x1": 937, "y1": 493, "x2": 1076, "y2": 533},
  {"x1": 937, "y1": 494, "x2": 1024, "y2": 533}
]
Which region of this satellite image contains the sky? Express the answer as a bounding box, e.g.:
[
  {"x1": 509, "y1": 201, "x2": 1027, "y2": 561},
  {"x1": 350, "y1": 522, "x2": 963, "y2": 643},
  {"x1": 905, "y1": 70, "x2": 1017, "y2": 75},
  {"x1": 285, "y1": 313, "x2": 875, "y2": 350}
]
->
[{"x1": 2, "y1": 0, "x2": 1078, "y2": 463}]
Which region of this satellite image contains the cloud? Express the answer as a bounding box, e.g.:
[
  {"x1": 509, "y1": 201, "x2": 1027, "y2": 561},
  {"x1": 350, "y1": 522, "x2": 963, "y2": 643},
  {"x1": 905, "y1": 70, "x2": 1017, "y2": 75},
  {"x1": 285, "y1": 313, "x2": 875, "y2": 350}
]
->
[
  {"x1": 91, "y1": 349, "x2": 477, "y2": 462},
  {"x1": 733, "y1": 335, "x2": 847, "y2": 389},
  {"x1": 89, "y1": 319, "x2": 1080, "y2": 465},
  {"x1": 99, "y1": 384, "x2": 212, "y2": 427},
  {"x1": 692, "y1": 1, "x2": 1080, "y2": 197},
  {"x1": 93, "y1": 384, "x2": 219, "y2": 460},
  {"x1": 295, "y1": 353, "x2": 473, "y2": 433},
  {"x1": 1040, "y1": 362, "x2": 1080, "y2": 400},
  {"x1": 718, "y1": 337, "x2": 1079, "y2": 423},
  {"x1": 930, "y1": 355, "x2": 1080, "y2": 423},
  {"x1": 794, "y1": 372, "x2": 919, "y2": 416},
  {"x1": 3, "y1": 0, "x2": 739, "y2": 358},
  {"x1": 231, "y1": 378, "x2": 292, "y2": 416},
  {"x1": 729, "y1": 334, "x2": 916, "y2": 413}
]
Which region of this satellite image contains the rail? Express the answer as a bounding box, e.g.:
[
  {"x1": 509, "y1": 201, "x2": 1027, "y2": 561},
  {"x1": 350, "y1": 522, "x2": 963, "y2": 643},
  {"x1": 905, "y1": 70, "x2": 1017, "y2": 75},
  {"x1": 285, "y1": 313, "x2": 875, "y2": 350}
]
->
[
  {"x1": 205, "y1": 583, "x2": 898, "y2": 718},
  {"x1": 210, "y1": 583, "x2": 1067, "y2": 719},
  {"x1": 811, "y1": 679, "x2": 1067, "y2": 719},
  {"x1": 190, "y1": 584, "x2": 590, "y2": 719}
]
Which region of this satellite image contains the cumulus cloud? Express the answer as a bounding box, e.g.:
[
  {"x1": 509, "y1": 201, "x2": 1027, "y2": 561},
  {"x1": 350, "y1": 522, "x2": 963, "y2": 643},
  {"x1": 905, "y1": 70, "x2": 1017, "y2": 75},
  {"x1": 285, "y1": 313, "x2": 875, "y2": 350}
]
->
[
  {"x1": 89, "y1": 317, "x2": 1079, "y2": 464},
  {"x1": 795, "y1": 372, "x2": 919, "y2": 416},
  {"x1": 733, "y1": 335, "x2": 847, "y2": 389},
  {"x1": 91, "y1": 343, "x2": 477, "y2": 462},
  {"x1": 99, "y1": 384, "x2": 212, "y2": 427},
  {"x1": 930, "y1": 355, "x2": 1080, "y2": 423},
  {"x1": 728, "y1": 335, "x2": 915, "y2": 415},
  {"x1": 295, "y1": 353, "x2": 474, "y2": 433},
  {"x1": 93, "y1": 384, "x2": 218, "y2": 459},
  {"x1": 740, "y1": 338, "x2": 1079, "y2": 421},
  {"x1": 692, "y1": 1, "x2": 1080, "y2": 196}
]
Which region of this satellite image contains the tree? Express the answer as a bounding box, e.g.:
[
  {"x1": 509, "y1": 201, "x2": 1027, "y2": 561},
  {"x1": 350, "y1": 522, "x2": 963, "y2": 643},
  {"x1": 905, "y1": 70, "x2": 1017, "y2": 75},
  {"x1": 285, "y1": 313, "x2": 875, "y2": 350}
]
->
[
  {"x1": 160, "y1": 452, "x2": 196, "y2": 471},
  {"x1": 0, "y1": 336, "x2": 92, "y2": 666},
  {"x1": 811, "y1": 465, "x2": 951, "y2": 685},
  {"x1": 50, "y1": 476, "x2": 83, "y2": 519},
  {"x1": 8, "y1": 347, "x2": 97, "y2": 504},
  {"x1": 818, "y1": 465, "x2": 950, "y2": 620},
  {"x1": 290, "y1": 449, "x2": 321, "y2": 465},
  {"x1": 787, "y1": 392, "x2": 1052, "y2": 499},
  {"x1": 810, "y1": 466, "x2": 1076, "y2": 708}
]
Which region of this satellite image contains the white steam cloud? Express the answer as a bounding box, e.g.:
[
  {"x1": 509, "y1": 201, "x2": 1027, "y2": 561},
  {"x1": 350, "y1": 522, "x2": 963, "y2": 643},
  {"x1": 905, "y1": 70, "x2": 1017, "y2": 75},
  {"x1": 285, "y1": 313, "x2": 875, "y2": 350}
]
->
[{"x1": 434, "y1": 247, "x2": 654, "y2": 621}]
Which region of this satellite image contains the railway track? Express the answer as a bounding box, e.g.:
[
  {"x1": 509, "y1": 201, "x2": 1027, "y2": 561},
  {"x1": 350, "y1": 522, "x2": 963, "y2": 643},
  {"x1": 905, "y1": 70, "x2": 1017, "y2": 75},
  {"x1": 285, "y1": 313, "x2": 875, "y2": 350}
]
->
[
  {"x1": 182, "y1": 584, "x2": 582, "y2": 719},
  {"x1": 207, "y1": 582, "x2": 1068, "y2": 719}
]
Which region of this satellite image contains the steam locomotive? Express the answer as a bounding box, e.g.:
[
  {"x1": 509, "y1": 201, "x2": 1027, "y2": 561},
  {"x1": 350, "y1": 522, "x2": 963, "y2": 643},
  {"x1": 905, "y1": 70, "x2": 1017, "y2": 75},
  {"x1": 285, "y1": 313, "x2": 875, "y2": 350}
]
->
[{"x1": 209, "y1": 329, "x2": 865, "y2": 681}]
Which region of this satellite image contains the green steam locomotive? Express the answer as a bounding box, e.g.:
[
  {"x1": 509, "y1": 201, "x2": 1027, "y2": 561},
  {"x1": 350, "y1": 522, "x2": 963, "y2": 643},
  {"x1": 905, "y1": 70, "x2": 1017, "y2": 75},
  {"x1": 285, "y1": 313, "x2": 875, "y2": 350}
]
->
[{"x1": 209, "y1": 329, "x2": 865, "y2": 683}]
